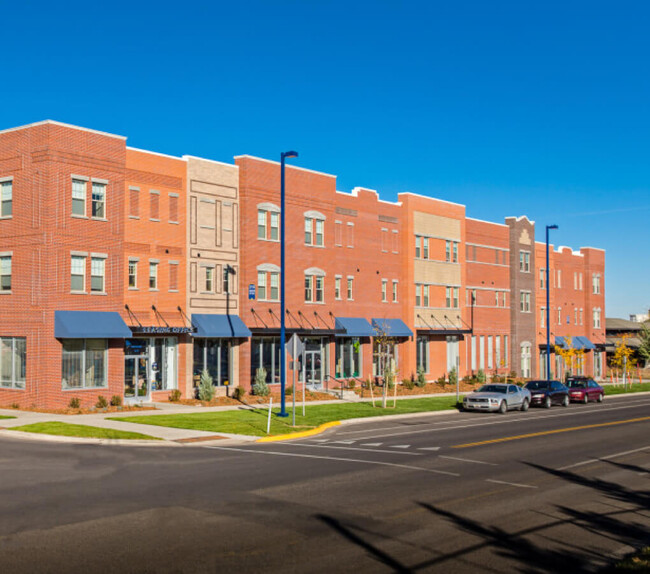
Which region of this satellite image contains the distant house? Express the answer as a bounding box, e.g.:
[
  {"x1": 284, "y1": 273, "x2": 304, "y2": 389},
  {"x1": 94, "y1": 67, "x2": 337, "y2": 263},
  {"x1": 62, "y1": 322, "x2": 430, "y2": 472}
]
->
[{"x1": 605, "y1": 317, "x2": 648, "y2": 368}]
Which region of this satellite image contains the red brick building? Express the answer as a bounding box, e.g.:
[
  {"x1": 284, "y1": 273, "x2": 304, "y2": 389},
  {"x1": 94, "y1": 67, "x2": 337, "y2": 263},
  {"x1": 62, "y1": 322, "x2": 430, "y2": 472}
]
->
[{"x1": 0, "y1": 121, "x2": 607, "y2": 408}]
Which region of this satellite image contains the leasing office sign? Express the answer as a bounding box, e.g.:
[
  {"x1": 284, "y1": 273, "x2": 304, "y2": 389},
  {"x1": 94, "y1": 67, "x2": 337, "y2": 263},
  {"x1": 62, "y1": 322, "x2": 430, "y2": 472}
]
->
[{"x1": 130, "y1": 326, "x2": 196, "y2": 335}]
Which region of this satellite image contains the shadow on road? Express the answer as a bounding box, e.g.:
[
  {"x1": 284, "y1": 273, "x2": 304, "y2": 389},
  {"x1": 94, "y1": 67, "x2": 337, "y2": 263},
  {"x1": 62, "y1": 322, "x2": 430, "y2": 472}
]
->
[{"x1": 316, "y1": 461, "x2": 649, "y2": 572}]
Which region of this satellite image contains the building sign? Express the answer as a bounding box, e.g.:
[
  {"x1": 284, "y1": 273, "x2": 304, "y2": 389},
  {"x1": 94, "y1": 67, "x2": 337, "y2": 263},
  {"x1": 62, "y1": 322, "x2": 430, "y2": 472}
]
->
[
  {"x1": 131, "y1": 326, "x2": 196, "y2": 335},
  {"x1": 248, "y1": 284, "x2": 256, "y2": 300}
]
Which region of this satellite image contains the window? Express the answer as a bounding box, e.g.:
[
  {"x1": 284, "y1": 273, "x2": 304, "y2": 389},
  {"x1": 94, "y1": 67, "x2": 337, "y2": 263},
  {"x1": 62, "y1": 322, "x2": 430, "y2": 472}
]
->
[
  {"x1": 150, "y1": 191, "x2": 160, "y2": 221},
  {"x1": 520, "y1": 342, "x2": 531, "y2": 378},
  {"x1": 557, "y1": 269, "x2": 562, "y2": 288},
  {"x1": 305, "y1": 216, "x2": 325, "y2": 247},
  {"x1": 445, "y1": 286, "x2": 458, "y2": 308},
  {"x1": 1, "y1": 179, "x2": 12, "y2": 217},
  {"x1": 71, "y1": 255, "x2": 86, "y2": 291},
  {"x1": 90, "y1": 257, "x2": 105, "y2": 292},
  {"x1": 72, "y1": 178, "x2": 86, "y2": 216},
  {"x1": 415, "y1": 284, "x2": 421, "y2": 307},
  {"x1": 479, "y1": 335, "x2": 485, "y2": 369},
  {"x1": 471, "y1": 336, "x2": 477, "y2": 371},
  {"x1": 453, "y1": 242, "x2": 458, "y2": 262},
  {"x1": 392, "y1": 281, "x2": 398, "y2": 303},
  {"x1": 206, "y1": 267, "x2": 214, "y2": 292},
  {"x1": 453, "y1": 287, "x2": 459, "y2": 308},
  {"x1": 169, "y1": 194, "x2": 179, "y2": 223},
  {"x1": 540, "y1": 268, "x2": 545, "y2": 289},
  {"x1": 258, "y1": 210, "x2": 267, "y2": 239},
  {"x1": 335, "y1": 276, "x2": 341, "y2": 300},
  {"x1": 347, "y1": 277, "x2": 354, "y2": 300},
  {"x1": 0, "y1": 255, "x2": 11, "y2": 291},
  {"x1": 194, "y1": 339, "x2": 230, "y2": 386},
  {"x1": 270, "y1": 212, "x2": 279, "y2": 240},
  {"x1": 446, "y1": 240, "x2": 451, "y2": 262},
  {"x1": 149, "y1": 262, "x2": 158, "y2": 290},
  {"x1": 336, "y1": 338, "x2": 361, "y2": 378},
  {"x1": 446, "y1": 287, "x2": 451, "y2": 308},
  {"x1": 445, "y1": 240, "x2": 458, "y2": 262},
  {"x1": 520, "y1": 291, "x2": 531, "y2": 312},
  {"x1": 495, "y1": 336, "x2": 501, "y2": 369},
  {"x1": 62, "y1": 339, "x2": 107, "y2": 389},
  {"x1": 305, "y1": 275, "x2": 313, "y2": 302},
  {"x1": 128, "y1": 259, "x2": 137, "y2": 289},
  {"x1": 250, "y1": 337, "x2": 282, "y2": 385},
  {"x1": 304, "y1": 273, "x2": 325, "y2": 302},
  {"x1": 558, "y1": 307, "x2": 562, "y2": 325},
  {"x1": 495, "y1": 291, "x2": 500, "y2": 307},
  {"x1": 423, "y1": 237, "x2": 429, "y2": 259},
  {"x1": 270, "y1": 272, "x2": 279, "y2": 301},
  {"x1": 416, "y1": 335, "x2": 429, "y2": 372},
  {"x1": 487, "y1": 336, "x2": 493, "y2": 369},
  {"x1": 381, "y1": 279, "x2": 387, "y2": 302},
  {"x1": 423, "y1": 285, "x2": 429, "y2": 307},
  {"x1": 574, "y1": 308, "x2": 578, "y2": 325},
  {"x1": 0, "y1": 337, "x2": 26, "y2": 389},
  {"x1": 415, "y1": 236, "x2": 421, "y2": 258},
  {"x1": 579, "y1": 273, "x2": 583, "y2": 290},
  {"x1": 519, "y1": 251, "x2": 530, "y2": 272},
  {"x1": 592, "y1": 273, "x2": 601, "y2": 294},
  {"x1": 223, "y1": 266, "x2": 231, "y2": 294},
  {"x1": 593, "y1": 308, "x2": 601, "y2": 329},
  {"x1": 315, "y1": 276, "x2": 324, "y2": 302},
  {"x1": 504, "y1": 335, "x2": 509, "y2": 367},
  {"x1": 91, "y1": 182, "x2": 106, "y2": 218},
  {"x1": 305, "y1": 217, "x2": 312, "y2": 245},
  {"x1": 541, "y1": 307, "x2": 546, "y2": 328},
  {"x1": 257, "y1": 271, "x2": 266, "y2": 300},
  {"x1": 315, "y1": 219, "x2": 324, "y2": 246},
  {"x1": 129, "y1": 187, "x2": 140, "y2": 218}
]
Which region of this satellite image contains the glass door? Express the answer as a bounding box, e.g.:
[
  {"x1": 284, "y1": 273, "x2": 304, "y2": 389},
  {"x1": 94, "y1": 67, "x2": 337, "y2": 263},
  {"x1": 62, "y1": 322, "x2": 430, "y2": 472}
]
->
[
  {"x1": 304, "y1": 350, "x2": 323, "y2": 388},
  {"x1": 125, "y1": 356, "x2": 149, "y2": 401}
]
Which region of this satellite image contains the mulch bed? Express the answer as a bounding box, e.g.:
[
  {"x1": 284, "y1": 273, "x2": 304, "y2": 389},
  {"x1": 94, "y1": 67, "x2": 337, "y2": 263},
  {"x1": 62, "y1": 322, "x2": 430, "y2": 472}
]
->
[
  {"x1": 352, "y1": 379, "x2": 525, "y2": 398},
  {"x1": 166, "y1": 390, "x2": 338, "y2": 408},
  {"x1": 0, "y1": 404, "x2": 157, "y2": 415}
]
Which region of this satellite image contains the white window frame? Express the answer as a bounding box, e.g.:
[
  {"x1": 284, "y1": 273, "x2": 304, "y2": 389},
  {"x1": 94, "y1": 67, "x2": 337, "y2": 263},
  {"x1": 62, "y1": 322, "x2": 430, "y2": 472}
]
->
[
  {"x1": 149, "y1": 261, "x2": 159, "y2": 290},
  {"x1": 0, "y1": 254, "x2": 11, "y2": 292},
  {"x1": 90, "y1": 256, "x2": 106, "y2": 293},
  {"x1": 347, "y1": 276, "x2": 354, "y2": 300},
  {"x1": 128, "y1": 258, "x2": 138, "y2": 289},
  {"x1": 72, "y1": 178, "x2": 87, "y2": 217},
  {"x1": 335, "y1": 276, "x2": 341, "y2": 300},
  {"x1": 381, "y1": 279, "x2": 387, "y2": 302},
  {"x1": 71, "y1": 254, "x2": 86, "y2": 292},
  {"x1": 0, "y1": 178, "x2": 13, "y2": 218},
  {"x1": 91, "y1": 181, "x2": 106, "y2": 219},
  {"x1": 392, "y1": 280, "x2": 398, "y2": 303}
]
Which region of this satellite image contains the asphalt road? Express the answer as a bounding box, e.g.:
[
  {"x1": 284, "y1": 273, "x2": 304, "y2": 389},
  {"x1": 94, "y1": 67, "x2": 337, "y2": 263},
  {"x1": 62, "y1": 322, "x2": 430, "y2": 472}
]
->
[{"x1": 0, "y1": 394, "x2": 648, "y2": 574}]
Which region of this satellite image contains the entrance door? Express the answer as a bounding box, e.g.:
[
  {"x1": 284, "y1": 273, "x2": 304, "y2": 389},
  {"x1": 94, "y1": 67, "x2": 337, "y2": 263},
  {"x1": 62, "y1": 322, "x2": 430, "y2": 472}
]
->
[
  {"x1": 304, "y1": 350, "x2": 322, "y2": 388},
  {"x1": 125, "y1": 356, "x2": 149, "y2": 401}
]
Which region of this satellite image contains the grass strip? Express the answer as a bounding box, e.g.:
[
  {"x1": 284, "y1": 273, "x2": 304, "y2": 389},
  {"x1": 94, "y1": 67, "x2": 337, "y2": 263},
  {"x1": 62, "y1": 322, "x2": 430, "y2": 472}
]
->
[
  {"x1": 604, "y1": 382, "x2": 650, "y2": 395},
  {"x1": 11, "y1": 422, "x2": 161, "y2": 440},
  {"x1": 0, "y1": 415, "x2": 16, "y2": 420},
  {"x1": 109, "y1": 396, "x2": 460, "y2": 437}
]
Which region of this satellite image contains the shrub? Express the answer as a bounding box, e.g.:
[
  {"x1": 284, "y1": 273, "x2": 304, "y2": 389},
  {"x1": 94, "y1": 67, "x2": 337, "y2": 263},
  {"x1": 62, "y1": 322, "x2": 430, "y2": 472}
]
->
[
  {"x1": 449, "y1": 367, "x2": 458, "y2": 387},
  {"x1": 402, "y1": 378, "x2": 415, "y2": 390},
  {"x1": 508, "y1": 371, "x2": 517, "y2": 379},
  {"x1": 110, "y1": 395, "x2": 123, "y2": 407},
  {"x1": 477, "y1": 369, "x2": 487, "y2": 383},
  {"x1": 168, "y1": 389, "x2": 182, "y2": 402},
  {"x1": 96, "y1": 395, "x2": 108, "y2": 409},
  {"x1": 416, "y1": 367, "x2": 427, "y2": 388},
  {"x1": 252, "y1": 367, "x2": 270, "y2": 397},
  {"x1": 285, "y1": 385, "x2": 293, "y2": 396},
  {"x1": 348, "y1": 379, "x2": 356, "y2": 390},
  {"x1": 198, "y1": 369, "x2": 216, "y2": 402},
  {"x1": 10, "y1": 402, "x2": 20, "y2": 409},
  {"x1": 233, "y1": 386, "x2": 246, "y2": 401},
  {"x1": 437, "y1": 374, "x2": 446, "y2": 386}
]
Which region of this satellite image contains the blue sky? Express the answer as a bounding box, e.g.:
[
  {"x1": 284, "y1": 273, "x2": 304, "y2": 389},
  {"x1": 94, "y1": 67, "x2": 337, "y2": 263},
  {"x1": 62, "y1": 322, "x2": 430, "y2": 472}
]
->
[{"x1": 2, "y1": 0, "x2": 648, "y2": 317}]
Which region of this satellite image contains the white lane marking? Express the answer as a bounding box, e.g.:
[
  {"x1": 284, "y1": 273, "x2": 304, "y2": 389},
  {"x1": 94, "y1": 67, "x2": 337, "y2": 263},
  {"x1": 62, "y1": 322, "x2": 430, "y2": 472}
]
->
[
  {"x1": 391, "y1": 445, "x2": 411, "y2": 449},
  {"x1": 557, "y1": 445, "x2": 650, "y2": 471},
  {"x1": 205, "y1": 445, "x2": 460, "y2": 476},
  {"x1": 331, "y1": 440, "x2": 357, "y2": 445},
  {"x1": 339, "y1": 400, "x2": 650, "y2": 441},
  {"x1": 486, "y1": 479, "x2": 538, "y2": 489},
  {"x1": 439, "y1": 455, "x2": 497, "y2": 466},
  {"x1": 310, "y1": 439, "x2": 330, "y2": 443},
  {"x1": 361, "y1": 443, "x2": 383, "y2": 447},
  {"x1": 283, "y1": 443, "x2": 422, "y2": 456},
  {"x1": 418, "y1": 447, "x2": 441, "y2": 451}
]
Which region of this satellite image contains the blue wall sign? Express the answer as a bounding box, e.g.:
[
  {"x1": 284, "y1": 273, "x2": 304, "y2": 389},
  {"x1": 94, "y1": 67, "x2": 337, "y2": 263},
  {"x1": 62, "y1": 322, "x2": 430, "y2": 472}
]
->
[{"x1": 248, "y1": 284, "x2": 256, "y2": 300}]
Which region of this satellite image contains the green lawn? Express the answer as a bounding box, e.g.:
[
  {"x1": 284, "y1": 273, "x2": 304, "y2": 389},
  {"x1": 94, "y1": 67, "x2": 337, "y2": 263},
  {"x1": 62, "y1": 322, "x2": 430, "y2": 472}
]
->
[
  {"x1": 0, "y1": 415, "x2": 16, "y2": 420},
  {"x1": 604, "y1": 382, "x2": 650, "y2": 395},
  {"x1": 11, "y1": 422, "x2": 161, "y2": 440},
  {"x1": 109, "y1": 396, "x2": 460, "y2": 437}
]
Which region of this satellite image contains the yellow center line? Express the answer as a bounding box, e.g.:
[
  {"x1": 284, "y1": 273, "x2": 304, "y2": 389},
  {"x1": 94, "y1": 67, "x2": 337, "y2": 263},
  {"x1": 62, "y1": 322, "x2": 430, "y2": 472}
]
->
[{"x1": 452, "y1": 416, "x2": 650, "y2": 449}]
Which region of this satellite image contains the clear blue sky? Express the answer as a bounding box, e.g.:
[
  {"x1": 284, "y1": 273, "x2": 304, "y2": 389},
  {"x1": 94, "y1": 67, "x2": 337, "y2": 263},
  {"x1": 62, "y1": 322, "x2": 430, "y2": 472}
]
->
[{"x1": 3, "y1": 0, "x2": 648, "y2": 318}]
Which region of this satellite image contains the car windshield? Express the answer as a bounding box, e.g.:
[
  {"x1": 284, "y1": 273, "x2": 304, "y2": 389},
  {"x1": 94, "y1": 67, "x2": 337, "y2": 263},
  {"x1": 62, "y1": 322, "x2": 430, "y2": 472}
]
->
[
  {"x1": 566, "y1": 380, "x2": 587, "y2": 388},
  {"x1": 525, "y1": 381, "x2": 550, "y2": 390},
  {"x1": 477, "y1": 385, "x2": 506, "y2": 394}
]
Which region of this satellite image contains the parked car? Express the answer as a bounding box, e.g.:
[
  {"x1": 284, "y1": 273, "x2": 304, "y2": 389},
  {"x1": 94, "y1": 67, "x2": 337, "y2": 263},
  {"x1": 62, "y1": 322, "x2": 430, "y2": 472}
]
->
[
  {"x1": 565, "y1": 376, "x2": 604, "y2": 403},
  {"x1": 463, "y1": 384, "x2": 531, "y2": 414},
  {"x1": 524, "y1": 380, "x2": 569, "y2": 408}
]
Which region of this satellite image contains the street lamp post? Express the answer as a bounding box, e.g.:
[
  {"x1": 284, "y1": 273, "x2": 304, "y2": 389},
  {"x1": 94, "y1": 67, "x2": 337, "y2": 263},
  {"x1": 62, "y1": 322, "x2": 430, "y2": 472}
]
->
[
  {"x1": 546, "y1": 224, "x2": 558, "y2": 383},
  {"x1": 279, "y1": 151, "x2": 298, "y2": 417}
]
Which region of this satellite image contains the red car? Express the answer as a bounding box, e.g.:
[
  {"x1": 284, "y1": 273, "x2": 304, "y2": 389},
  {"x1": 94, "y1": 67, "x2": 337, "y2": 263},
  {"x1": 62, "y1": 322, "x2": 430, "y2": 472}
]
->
[{"x1": 565, "y1": 377, "x2": 604, "y2": 403}]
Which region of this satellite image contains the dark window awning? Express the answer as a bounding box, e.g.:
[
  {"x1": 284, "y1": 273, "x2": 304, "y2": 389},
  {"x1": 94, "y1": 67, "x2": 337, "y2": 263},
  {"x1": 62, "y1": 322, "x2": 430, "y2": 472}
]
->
[
  {"x1": 192, "y1": 314, "x2": 252, "y2": 338},
  {"x1": 55, "y1": 311, "x2": 132, "y2": 339},
  {"x1": 372, "y1": 318, "x2": 413, "y2": 338},
  {"x1": 416, "y1": 328, "x2": 471, "y2": 336},
  {"x1": 334, "y1": 317, "x2": 374, "y2": 337}
]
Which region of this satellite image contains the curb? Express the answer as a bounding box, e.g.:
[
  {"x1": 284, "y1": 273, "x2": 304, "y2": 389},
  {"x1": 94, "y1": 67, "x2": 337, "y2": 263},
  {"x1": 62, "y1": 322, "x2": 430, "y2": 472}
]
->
[
  {"x1": 0, "y1": 429, "x2": 179, "y2": 447},
  {"x1": 256, "y1": 421, "x2": 341, "y2": 443}
]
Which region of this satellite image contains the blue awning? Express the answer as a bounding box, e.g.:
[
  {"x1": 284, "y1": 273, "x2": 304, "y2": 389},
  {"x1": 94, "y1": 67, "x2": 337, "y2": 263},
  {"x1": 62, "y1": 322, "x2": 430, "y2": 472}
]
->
[
  {"x1": 575, "y1": 336, "x2": 596, "y2": 350},
  {"x1": 335, "y1": 317, "x2": 374, "y2": 337},
  {"x1": 55, "y1": 311, "x2": 132, "y2": 339},
  {"x1": 372, "y1": 318, "x2": 413, "y2": 338},
  {"x1": 192, "y1": 314, "x2": 252, "y2": 338},
  {"x1": 554, "y1": 336, "x2": 567, "y2": 349},
  {"x1": 555, "y1": 336, "x2": 596, "y2": 351}
]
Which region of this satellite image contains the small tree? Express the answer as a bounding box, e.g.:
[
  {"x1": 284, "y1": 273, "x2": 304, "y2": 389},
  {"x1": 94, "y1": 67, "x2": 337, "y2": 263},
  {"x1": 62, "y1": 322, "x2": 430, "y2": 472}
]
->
[
  {"x1": 198, "y1": 369, "x2": 215, "y2": 401},
  {"x1": 555, "y1": 336, "x2": 579, "y2": 382},
  {"x1": 382, "y1": 359, "x2": 395, "y2": 408},
  {"x1": 610, "y1": 335, "x2": 635, "y2": 385},
  {"x1": 638, "y1": 323, "x2": 650, "y2": 368},
  {"x1": 476, "y1": 369, "x2": 486, "y2": 384},
  {"x1": 449, "y1": 366, "x2": 458, "y2": 387},
  {"x1": 416, "y1": 366, "x2": 427, "y2": 388},
  {"x1": 252, "y1": 367, "x2": 270, "y2": 397}
]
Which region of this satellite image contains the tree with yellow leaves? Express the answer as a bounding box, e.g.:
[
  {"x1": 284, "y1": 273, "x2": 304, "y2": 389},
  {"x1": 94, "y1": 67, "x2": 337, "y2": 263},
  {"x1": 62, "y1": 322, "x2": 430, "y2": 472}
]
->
[
  {"x1": 554, "y1": 336, "x2": 585, "y2": 381},
  {"x1": 610, "y1": 334, "x2": 635, "y2": 386}
]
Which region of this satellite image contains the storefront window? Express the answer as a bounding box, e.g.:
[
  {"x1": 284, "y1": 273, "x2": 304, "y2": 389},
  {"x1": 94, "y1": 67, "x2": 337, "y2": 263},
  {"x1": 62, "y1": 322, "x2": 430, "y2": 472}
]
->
[
  {"x1": 335, "y1": 338, "x2": 361, "y2": 378},
  {"x1": 373, "y1": 340, "x2": 396, "y2": 377},
  {"x1": 193, "y1": 339, "x2": 230, "y2": 386},
  {"x1": 251, "y1": 337, "x2": 282, "y2": 384},
  {"x1": 0, "y1": 337, "x2": 26, "y2": 389},
  {"x1": 151, "y1": 338, "x2": 177, "y2": 391},
  {"x1": 62, "y1": 339, "x2": 107, "y2": 389},
  {"x1": 416, "y1": 335, "x2": 429, "y2": 372}
]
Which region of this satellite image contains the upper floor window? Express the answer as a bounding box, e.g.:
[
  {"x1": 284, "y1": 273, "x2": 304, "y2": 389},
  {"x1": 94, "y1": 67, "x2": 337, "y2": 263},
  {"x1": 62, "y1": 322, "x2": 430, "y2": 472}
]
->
[
  {"x1": 519, "y1": 291, "x2": 531, "y2": 312},
  {"x1": 334, "y1": 276, "x2": 341, "y2": 300},
  {"x1": 593, "y1": 307, "x2": 602, "y2": 329},
  {"x1": 540, "y1": 268, "x2": 546, "y2": 289},
  {"x1": 557, "y1": 269, "x2": 562, "y2": 288},
  {"x1": 347, "y1": 277, "x2": 354, "y2": 300},
  {"x1": 257, "y1": 265, "x2": 280, "y2": 301},
  {"x1": 72, "y1": 178, "x2": 87, "y2": 216},
  {"x1": 579, "y1": 273, "x2": 583, "y2": 290},
  {"x1": 392, "y1": 280, "x2": 398, "y2": 303},
  {"x1": 90, "y1": 257, "x2": 105, "y2": 292},
  {"x1": 305, "y1": 269, "x2": 325, "y2": 303},
  {"x1": 128, "y1": 259, "x2": 138, "y2": 289},
  {"x1": 592, "y1": 273, "x2": 601, "y2": 294},
  {"x1": 519, "y1": 251, "x2": 530, "y2": 272},
  {"x1": 381, "y1": 279, "x2": 388, "y2": 302},
  {"x1": 541, "y1": 307, "x2": 546, "y2": 328},
  {"x1": 91, "y1": 182, "x2": 106, "y2": 219},
  {"x1": 423, "y1": 237, "x2": 429, "y2": 259},
  {"x1": 416, "y1": 284, "x2": 430, "y2": 307},
  {"x1": 415, "y1": 235, "x2": 421, "y2": 258},
  {"x1": 0, "y1": 255, "x2": 11, "y2": 292},
  {"x1": 305, "y1": 213, "x2": 325, "y2": 247},
  {"x1": 71, "y1": 255, "x2": 86, "y2": 292},
  {"x1": 558, "y1": 307, "x2": 562, "y2": 325},
  {"x1": 257, "y1": 205, "x2": 281, "y2": 241},
  {"x1": 0, "y1": 178, "x2": 12, "y2": 217},
  {"x1": 223, "y1": 266, "x2": 232, "y2": 294},
  {"x1": 445, "y1": 286, "x2": 459, "y2": 308},
  {"x1": 205, "y1": 267, "x2": 214, "y2": 292},
  {"x1": 445, "y1": 241, "x2": 459, "y2": 262},
  {"x1": 149, "y1": 261, "x2": 158, "y2": 290}
]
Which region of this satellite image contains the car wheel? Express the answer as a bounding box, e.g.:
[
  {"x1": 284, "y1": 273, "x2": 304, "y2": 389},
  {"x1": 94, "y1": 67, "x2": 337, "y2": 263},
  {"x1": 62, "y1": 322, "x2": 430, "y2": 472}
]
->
[
  {"x1": 520, "y1": 399, "x2": 529, "y2": 412},
  {"x1": 583, "y1": 393, "x2": 589, "y2": 404},
  {"x1": 499, "y1": 400, "x2": 507, "y2": 414},
  {"x1": 544, "y1": 395, "x2": 552, "y2": 409},
  {"x1": 597, "y1": 393, "x2": 604, "y2": 403},
  {"x1": 562, "y1": 395, "x2": 569, "y2": 407}
]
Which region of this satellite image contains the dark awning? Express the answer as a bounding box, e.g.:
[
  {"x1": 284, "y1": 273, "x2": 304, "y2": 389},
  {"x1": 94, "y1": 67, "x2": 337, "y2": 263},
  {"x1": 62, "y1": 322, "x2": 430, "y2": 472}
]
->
[
  {"x1": 334, "y1": 317, "x2": 374, "y2": 337},
  {"x1": 192, "y1": 314, "x2": 252, "y2": 338},
  {"x1": 372, "y1": 318, "x2": 413, "y2": 338},
  {"x1": 55, "y1": 311, "x2": 132, "y2": 339},
  {"x1": 417, "y1": 328, "x2": 471, "y2": 336}
]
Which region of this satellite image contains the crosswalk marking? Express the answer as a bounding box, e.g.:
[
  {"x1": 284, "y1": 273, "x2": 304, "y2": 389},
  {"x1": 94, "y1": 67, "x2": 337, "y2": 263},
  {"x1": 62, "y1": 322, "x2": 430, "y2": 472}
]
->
[
  {"x1": 418, "y1": 447, "x2": 441, "y2": 451},
  {"x1": 360, "y1": 442, "x2": 383, "y2": 447},
  {"x1": 391, "y1": 445, "x2": 411, "y2": 449}
]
